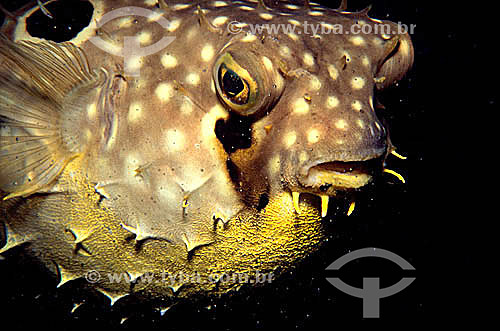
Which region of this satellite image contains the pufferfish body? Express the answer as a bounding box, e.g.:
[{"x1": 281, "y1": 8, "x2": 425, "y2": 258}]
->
[{"x1": 0, "y1": 0, "x2": 413, "y2": 306}]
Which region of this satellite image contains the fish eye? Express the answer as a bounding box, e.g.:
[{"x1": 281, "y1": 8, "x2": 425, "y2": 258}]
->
[
  {"x1": 219, "y1": 66, "x2": 249, "y2": 105},
  {"x1": 213, "y1": 52, "x2": 260, "y2": 115}
]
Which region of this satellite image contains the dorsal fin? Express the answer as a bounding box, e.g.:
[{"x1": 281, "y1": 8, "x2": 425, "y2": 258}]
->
[{"x1": 0, "y1": 36, "x2": 105, "y2": 199}]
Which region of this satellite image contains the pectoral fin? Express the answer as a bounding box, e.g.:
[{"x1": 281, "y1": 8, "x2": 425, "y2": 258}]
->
[{"x1": 0, "y1": 36, "x2": 104, "y2": 199}]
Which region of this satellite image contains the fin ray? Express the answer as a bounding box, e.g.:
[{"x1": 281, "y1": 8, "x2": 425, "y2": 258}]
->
[{"x1": 0, "y1": 36, "x2": 104, "y2": 198}]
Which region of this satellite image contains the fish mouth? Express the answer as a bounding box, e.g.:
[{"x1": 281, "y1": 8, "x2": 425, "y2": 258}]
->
[
  {"x1": 290, "y1": 156, "x2": 384, "y2": 217},
  {"x1": 299, "y1": 157, "x2": 383, "y2": 193}
]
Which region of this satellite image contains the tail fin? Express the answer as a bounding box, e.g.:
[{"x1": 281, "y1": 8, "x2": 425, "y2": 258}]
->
[{"x1": 0, "y1": 35, "x2": 105, "y2": 199}]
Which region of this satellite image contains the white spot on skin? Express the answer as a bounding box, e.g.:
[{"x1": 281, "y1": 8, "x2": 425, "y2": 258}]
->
[
  {"x1": 167, "y1": 19, "x2": 182, "y2": 32},
  {"x1": 213, "y1": 1, "x2": 228, "y2": 7},
  {"x1": 165, "y1": 129, "x2": 184, "y2": 152},
  {"x1": 201, "y1": 44, "x2": 215, "y2": 62},
  {"x1": 351, "y1": 76, "x2": 366, "y2": 90},
  {"x1": 293, "y1": 98, "x2": 309, "y2": 114},
  {"x1": 321, "y1": 22, "x2": 335, "y2": 31},
  {"x1": 239, "y1": 5, "x2": 255, "y2": 11},
  {"x1": 128, "y1": 102, "x2": 142, "y2": 123},
  {"x1": 87, "y1": 103, "x2": 96, "y2": 120},
  {"x1": 352, "y1": 100, "x2": 362, "y2": 112},
  {"x1": 307, "y1": 129, "x2": 320, "y2": 144},
  {"x1": 212, "y1": 16, "x2": 228, "y2": 26},
  {"x1": 350, "y1": 36, "x2": 365, "y2": 46},
  {"x1": 126, "y1": 56, "x2": 143, "y2": 71},
  {"x1": 241, "y1": 33, "x2": 257, "y2": 42},
  {"x1": 362, "y1": 56, "x2": 370, "y2": 67},
  {"x1": 372, "y1": 37, "x2": 383, "y2": 47},
  {"x1": 357, "y1": 119, "x2": 365, "y2": 129},
  {"x1": 161, "y1": 53, "x2": 178, "y2": 68},
  {"x1": 303, "y1": 52, "x2": 315, "y2": 67},
  {"x1": 232, "y1": 22, "x2": 248, "y2": 29},
  {"x1": 326, "y1": 96, "x2": 339, "y2": 109},
  {"x1": 327, "y1": 64, "x2": 339, "y2": 80},
  {"x1": 283, "y1": 131, "x2": 297, "y2": 148},
  {"x1": 308, "y1": 11, "x2": 323, "y2": 16},
  {"x1": 279, "y1": 45, "x2": 292, "y2": 58},
  {"x1": 155, "y1": 82, "x2": 174, "y2": 102},
  {"x1": 173, "y1": 3, "x2": 191, "y2": 10},
  {"x1": 117, "y1": 16, "x2": 133, "y2": 28},
  {"x1": 137, "y1": 31, "x2": 152, "y2": 45},
  {"x1": 262, "y1": 56, "x2": 273, "y2": 72},
  {"x1": 147, "y1": 10, "x2": 164, "y2": 22},
  {"x1": 287, "y1": 32, "x2": 299, "y2": 41},
  {"x1": 309, "y1": 75, "x2": 322, "y2": 91},
  {"x1": 186, "y1": 72, "x2": 200, "y2": 85},
  {"x1": 335, "y1": 119, "x2": 348, "y2": 130},
  {"x1": 259, "y1": 13, "x2": 274, "y2": 20}
]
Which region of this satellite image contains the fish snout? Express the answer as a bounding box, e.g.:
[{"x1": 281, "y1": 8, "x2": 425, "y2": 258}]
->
[{"x1": 278, "y1": 115, "x2": 388, "y2": 196}]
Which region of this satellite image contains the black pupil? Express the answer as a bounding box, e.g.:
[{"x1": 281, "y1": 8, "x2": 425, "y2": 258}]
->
[{"x1": 222, "y1": 69, "x2": 244, "y2": 97}]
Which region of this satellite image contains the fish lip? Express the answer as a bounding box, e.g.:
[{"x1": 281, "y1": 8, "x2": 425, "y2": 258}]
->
[
  {"x1": 298, "y1": 149, "x2": 386, "y2": 177},
  {"x1": 296, "y1": 153, "x2": 385, "y2": 195}
]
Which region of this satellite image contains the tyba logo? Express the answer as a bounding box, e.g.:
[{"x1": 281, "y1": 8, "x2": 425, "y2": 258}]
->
[
  {"x1": 89, "y1": 6, "x2": 176, "y2": 77},
  {"x1": 326, "y1": 247, "x2": 416, "y2": 318}
]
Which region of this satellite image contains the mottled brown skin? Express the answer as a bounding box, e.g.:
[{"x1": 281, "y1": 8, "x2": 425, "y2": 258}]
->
[{"x1": 0, "y1": 0, "x2": 413, "y2": 306}]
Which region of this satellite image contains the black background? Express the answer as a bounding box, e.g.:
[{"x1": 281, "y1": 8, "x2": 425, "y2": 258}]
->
[{"x1": 0, "y1": 0, "x2": 483, "y2": 329}]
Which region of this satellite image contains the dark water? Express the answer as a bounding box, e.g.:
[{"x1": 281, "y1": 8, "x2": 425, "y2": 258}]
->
[{"x1": 0, "y1": 0, "x2": 480, "y2": 328}]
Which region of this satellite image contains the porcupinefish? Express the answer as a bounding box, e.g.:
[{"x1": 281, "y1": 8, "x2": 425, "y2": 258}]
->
[{"x1": 0, "y1": 0, "x2": 413, "y2": 307}]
